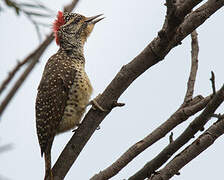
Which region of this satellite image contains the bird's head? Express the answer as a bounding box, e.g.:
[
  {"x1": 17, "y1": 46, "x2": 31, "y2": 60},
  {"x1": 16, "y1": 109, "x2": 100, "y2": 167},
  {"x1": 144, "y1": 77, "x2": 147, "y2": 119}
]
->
[{"x1": 53, "y1": 11, "x2": 104, "y2": 49}]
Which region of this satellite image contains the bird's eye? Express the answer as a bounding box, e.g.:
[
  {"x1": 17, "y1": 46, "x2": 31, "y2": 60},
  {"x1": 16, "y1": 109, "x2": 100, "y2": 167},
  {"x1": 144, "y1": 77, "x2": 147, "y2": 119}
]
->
[
  {"x1": 64, "y1": 13, "x2": 75, "y2": 22},
  {"x1": 71, "y1": 16, "x2": 82, "y2": 25},
  {"x1": 65, "y1": 16, "x2": 71, "y2": 22}
]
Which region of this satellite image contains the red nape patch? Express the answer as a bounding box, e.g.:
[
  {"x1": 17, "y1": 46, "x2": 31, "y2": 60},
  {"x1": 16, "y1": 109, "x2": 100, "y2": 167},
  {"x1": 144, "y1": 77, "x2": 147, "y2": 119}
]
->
[{"x1": 53, "y1": 11, "x2": 65, "y2": 45}]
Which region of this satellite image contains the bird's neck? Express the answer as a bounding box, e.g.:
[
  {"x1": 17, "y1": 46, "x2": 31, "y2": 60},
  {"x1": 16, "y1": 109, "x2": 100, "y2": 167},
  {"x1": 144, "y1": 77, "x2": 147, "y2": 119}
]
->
[{"x1": 59, "y1": 42, "x2": 85, "y2": 64}]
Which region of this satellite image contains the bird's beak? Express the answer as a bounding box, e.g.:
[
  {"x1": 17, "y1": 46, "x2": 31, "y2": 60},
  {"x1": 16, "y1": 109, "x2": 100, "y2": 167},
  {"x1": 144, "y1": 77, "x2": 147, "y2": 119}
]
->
[{"x1": 85, "y1": 14, "x2": 105, "y2": 24}]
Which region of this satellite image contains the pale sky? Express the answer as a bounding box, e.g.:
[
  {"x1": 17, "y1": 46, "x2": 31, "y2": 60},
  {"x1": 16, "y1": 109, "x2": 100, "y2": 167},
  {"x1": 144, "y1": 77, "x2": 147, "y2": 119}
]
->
[{"x1": 0, "y1": 1, "x2": 224, "y2": 180}]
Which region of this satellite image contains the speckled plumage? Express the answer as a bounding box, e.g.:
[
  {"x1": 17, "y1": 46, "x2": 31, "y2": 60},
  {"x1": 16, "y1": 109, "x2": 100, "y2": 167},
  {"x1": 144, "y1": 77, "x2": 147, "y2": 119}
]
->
[
  {"x1": 35, "y1": 11, "x2": 103, "y2": 180},
  {"x1": 36, "y1": 49, "x2": 92, "y2": 155}
]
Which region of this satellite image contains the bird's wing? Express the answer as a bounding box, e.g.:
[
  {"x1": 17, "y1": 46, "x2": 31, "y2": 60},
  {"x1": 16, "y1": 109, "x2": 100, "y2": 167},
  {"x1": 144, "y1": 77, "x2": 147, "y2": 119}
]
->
[{"x1": 35, "y1": 54, "x2": 76, "y2": 156}]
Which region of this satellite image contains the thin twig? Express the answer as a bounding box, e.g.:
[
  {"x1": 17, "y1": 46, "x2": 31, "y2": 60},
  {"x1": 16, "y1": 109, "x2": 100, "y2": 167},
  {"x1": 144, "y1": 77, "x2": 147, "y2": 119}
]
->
[
  {"x1": 210, "y1": 71, "x2": 216, "y2": 95},
  {"x1": 3, "y1": 0, "x2": 54, "y2": 40},
  {"x1": 0, "y1": 59, "x2": 30, "y2": 95},
  {"x1": 90, "y1": 95, "x2": 211, "y2": 180},
  {"x1": 129, "y1": 84, "x2": 224, "y2": 180},
  {"x1": 169, "y1": 132, "x2": 174, "y2": 143},
  {"x1": 149, "y1": 114, "x2": 224, "y2": 180},
  {"x1": 211, "y1": 113, "x2": 223, "y2": 119},
  {"x1": 0, "y1": 41, "x2": 43, "y2": 95},
  {"x1": 184, "y1": 30, "x2": 199, "y2": 103},
  {"x1": 0, "y1": 1, "x2": 52, "y2": 93},
  {"x1": 0, "y1": 143, "x2": 13, "y2": 154},
  {"x1": 24, "y1": 12, "x2": 42, "y2": 42},
  {"x1": 63, "y1": 0, "x2": 79, "y2": 12},
  {"x1": 0, "y1": 2, "x2": 54, "y2": 95},
  {"x1": 0, "y1": 33, "x2": 54, "y2": 116}
]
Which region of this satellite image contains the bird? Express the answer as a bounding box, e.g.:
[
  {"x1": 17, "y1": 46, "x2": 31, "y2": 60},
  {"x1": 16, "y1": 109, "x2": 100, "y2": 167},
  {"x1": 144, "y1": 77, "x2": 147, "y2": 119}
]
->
[{"x1": 35, "y1": 11, "x2": 104, "y2": 180}]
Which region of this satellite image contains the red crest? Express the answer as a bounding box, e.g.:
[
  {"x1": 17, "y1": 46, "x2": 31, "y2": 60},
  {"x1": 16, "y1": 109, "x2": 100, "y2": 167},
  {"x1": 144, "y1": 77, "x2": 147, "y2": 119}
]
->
[{"x1": 53, "y1": 11, "x2": 65, "y2": 45}]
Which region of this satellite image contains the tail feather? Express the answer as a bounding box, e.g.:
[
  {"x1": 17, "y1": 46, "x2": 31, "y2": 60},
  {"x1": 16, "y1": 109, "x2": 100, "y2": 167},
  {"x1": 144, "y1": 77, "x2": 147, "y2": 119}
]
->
[{"x1": 44, "y1": 151, "x2": 53, "y2": 180}]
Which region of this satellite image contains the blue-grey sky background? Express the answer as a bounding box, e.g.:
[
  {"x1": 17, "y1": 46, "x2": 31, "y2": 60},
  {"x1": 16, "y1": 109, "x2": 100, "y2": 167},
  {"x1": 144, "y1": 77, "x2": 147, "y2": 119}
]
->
[{"x1": 0, "y1": 0, "x2": 223, "y2": 179}]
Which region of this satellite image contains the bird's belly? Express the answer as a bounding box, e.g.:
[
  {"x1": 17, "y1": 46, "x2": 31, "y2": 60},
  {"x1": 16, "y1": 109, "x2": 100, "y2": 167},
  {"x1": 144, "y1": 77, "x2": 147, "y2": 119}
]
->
[{"x1": 57, "y1": 73, "x2": 92, "y2": 133}]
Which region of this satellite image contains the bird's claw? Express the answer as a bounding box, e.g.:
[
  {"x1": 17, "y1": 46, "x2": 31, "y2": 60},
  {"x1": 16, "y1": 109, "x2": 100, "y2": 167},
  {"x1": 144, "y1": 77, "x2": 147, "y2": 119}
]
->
[
  {"x1": 72, "y1": 123, "x2": 81, "y2": 132},
  {"x1": 88, "y1": 94, "x2": 107, "y2": 112}
]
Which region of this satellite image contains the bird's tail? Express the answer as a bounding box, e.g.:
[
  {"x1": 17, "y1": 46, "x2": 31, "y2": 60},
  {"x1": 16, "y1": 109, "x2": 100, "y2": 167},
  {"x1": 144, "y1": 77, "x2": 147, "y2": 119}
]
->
[{"x1": 44, "y1": 150, "x2": 53, "y2": 180}]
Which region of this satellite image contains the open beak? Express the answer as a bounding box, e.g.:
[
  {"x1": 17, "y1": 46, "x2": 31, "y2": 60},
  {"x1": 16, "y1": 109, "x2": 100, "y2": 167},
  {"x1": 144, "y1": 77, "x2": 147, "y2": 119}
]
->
[{"x1": 85, "y1": 14, "x2": 105, "y2": 24}]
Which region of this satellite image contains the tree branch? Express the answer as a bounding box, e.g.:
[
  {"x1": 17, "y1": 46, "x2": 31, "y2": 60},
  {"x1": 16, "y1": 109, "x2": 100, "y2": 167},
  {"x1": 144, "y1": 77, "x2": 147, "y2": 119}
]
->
[
  {"x1": 0, "y1": 0, "x2": 80, "y2": 117},
  {"x1": 63, "y1": 0, "x2": 79, "y2": 12},
  {"x1": 0, "y1": 1, "x2": 56, "y2": 95},
  {"x1": 149, "y1": 111, "x2": 224, "y2": 180},
  {"x1": 129, "y1": 84, "x2": 224, "y2": 180},
  {"x1": 0, "y1": 57, "x2": 30, "y2": 95},
  {"x1": 166, "y1": 0, "x2": 224, "y2": 54},
  {"x1": 0, "y1": 143, "x2": 13, "y2": 154},
  {"x1": 0, "y1": 33, "x2": 54, "y2": 116},
  {"x1": 184, "y1": 30, "x2": 199, "y2": 103},
  {"x1": 91, "y1": 95, "x2": 211, "y2": 180},
  {"x1": 210, "y1": 71, "x2": 216, "y2": 95},
  {"x1": 52, "y1": 0, "x2": 224, "y2": 179}
]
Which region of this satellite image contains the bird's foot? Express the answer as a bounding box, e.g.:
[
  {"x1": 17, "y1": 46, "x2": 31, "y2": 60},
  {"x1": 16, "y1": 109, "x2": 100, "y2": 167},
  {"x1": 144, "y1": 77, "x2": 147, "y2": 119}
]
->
[
  {"x1": 72, "y1": 123, "x2": 81, "y2": 132},
  {"x1": 88, "y1": 94, "x2": 107, "y2": 112}
]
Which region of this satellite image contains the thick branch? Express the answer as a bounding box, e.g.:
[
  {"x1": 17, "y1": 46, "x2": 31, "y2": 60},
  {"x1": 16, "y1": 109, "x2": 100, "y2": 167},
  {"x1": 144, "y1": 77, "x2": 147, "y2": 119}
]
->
[
  {"x1": 184, "y1": 30, "x2": 199, "y2": 103},
  {"x1": 166, "y1": 0, "x2": 224, "y2": 54},
  {"x1": 129, "y1": 84, "x2": 224, "y2": 180},
  {"x1": 52, "y1": 0, "x2": 224, "y2": 179},
  {"x1": 0, "y1": 0, "x2": 80, "y2": 117},
  {"x1": 175, "y1": 0, "x2": 203, "y2": 17},
  {"x1": 162, "y1": 0, "x2": 203, "y2": 41},
  {"x1": 149, "y1": 114, "x2": 224, "y2": 180}
]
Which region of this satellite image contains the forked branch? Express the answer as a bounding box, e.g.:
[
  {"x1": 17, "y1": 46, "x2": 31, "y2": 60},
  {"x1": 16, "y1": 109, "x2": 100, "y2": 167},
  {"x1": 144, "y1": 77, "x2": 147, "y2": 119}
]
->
[
  {"x1": 184, "y1": 30, "x2": 199, "y2": 103},
  {"x1": 149, "y1": 111, "x2": 224, "y2": 180},
  {"x1": 129, "y1": 84, "x2": 224, "y2": 180}
]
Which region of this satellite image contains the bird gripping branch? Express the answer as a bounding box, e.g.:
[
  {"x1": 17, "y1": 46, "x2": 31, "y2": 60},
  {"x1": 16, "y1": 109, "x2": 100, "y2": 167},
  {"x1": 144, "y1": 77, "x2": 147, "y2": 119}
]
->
[{"x1": 35, "y1": 11, "x2": 104, "y2": 180}]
